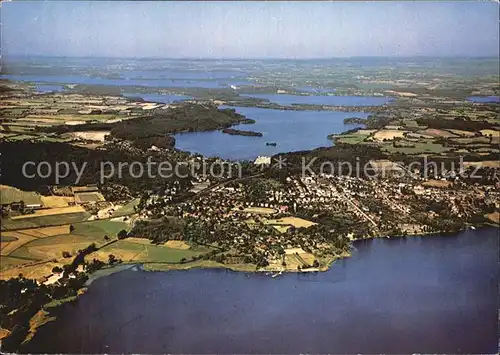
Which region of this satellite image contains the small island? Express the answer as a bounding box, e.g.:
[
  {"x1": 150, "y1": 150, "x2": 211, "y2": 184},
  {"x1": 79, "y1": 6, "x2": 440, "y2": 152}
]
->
[{"x1": 222, "y1": 128, "x2": 263, "y2": 137}]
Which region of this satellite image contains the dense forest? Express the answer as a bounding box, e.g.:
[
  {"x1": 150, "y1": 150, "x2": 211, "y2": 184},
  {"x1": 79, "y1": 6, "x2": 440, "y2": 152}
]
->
[
  {"x1": 222, "y1": 128, "x2": 263, "y2": 137},
  {"x1": 110, "y1": 104, "x2": 255, "y2": 143},
  {"x1": 415, "y1": 117, "x2": 496, "y2": 131},
  {"x1": 0, "y1": 141, "x2": 193, "y2": 198}
]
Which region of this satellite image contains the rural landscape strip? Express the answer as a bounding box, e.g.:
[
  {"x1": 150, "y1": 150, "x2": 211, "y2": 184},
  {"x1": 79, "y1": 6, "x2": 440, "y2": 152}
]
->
[{"x1": 0, "y1": 74, "x2": 499, "y2": 352}]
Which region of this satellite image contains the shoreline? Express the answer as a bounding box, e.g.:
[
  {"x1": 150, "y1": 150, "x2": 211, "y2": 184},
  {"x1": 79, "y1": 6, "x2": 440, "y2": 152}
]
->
[
  {"x1": 17, "y1": 224, "x2": 495, "y2": 349},
  {"x1": 88, "y1": 224, "x2": 491, "y2": 278}
]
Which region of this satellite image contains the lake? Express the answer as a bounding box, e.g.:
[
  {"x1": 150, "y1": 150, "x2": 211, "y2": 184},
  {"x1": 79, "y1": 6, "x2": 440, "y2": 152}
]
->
[
  {"x1": 241, "y1": 93, "x2": 391, "y2": 106},
  {"x1": 24, "y1": 228, "x2": 499, "y2": 354},
  {"x1": 34, "y1": 84, "x2": 65, "y2": 93},
  {"x1": 467, "y1": 96, "x2": 500, "y2": 103},
  {"x1": 174, "y1": 106, "x2": 366, "y2": 160}
]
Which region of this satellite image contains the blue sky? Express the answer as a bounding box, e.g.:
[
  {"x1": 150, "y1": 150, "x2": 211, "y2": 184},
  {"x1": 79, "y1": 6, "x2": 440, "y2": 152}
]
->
[{"x1": 2, "y1": 1, "x2": 499, "y2": 58}]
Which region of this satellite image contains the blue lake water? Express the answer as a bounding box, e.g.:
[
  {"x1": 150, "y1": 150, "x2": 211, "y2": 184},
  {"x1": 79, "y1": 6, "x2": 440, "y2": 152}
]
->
[
  {"x1": 241, "y1": 93, "x2": 391, "y2": 106},
  {"x1": 467, "y1": 96, "x2": 500, "y2": 103},
  {"x1": 122, "y1": 93, "x2": 192, "y2": 104},
  {"x1": 34, "y1": 84, "x2": 66, "y2": 93},
  {"x1": 24, "y1": 228, "x2": 499, "y2": 354},
  {"x1": 174, "y1": 106, "x2": 366, "y2": 160}
]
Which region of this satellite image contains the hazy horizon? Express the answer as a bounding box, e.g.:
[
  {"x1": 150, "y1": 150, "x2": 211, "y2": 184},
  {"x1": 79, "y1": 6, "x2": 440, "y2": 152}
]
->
[
  {"x1": 2, "y1": 1, "x2": 499, "y2": 59},
  {"x1": 3, "y1": 54, "x2": 500, "y2": 60}
]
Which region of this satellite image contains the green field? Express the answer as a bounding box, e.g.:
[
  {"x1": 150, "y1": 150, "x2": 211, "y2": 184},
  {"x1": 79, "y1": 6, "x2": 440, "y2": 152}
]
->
[
  {"x1": 0, "y1": 185, "x2": 42, "y2": 205},
  {"x1": 1, "y1": 235, "x2": 18, "y2": 242},
  {"x1": 0, "y1": 256, "x2": 32, "y2": 270},
  {"x1": 79, "y1": 114, "x2": 118, "y2": 121},
  {"x1": 8, "y1": 220, "x2": 129, "y2": 261},
  {"x1": 2, "y1": 126, "x2": 35, "y2": 134},
  {"x1": 97, "y1": 240, "x2": 210, "y2": 264},
  {"x1": 9, "y1": 233, "x2": 102, "y2": 261},
  {"x1": 1, "y1": 108, "x2": 29, "y2": 115},
  {"x1": 402, "y1": 120, "x2": 424, "y2": 129},
  {"x1": 35, "y1": 136, "x2": 72, "y2": 143},
  {"x1": 5, "y1": 134, "x2": 38, "y2": 141},
  {"x1": 111, "y1": 199, "x2": 140, "y2": 217},
  {"x1": 382, "y1": 141, "x2": 448, "y2": 155},
  {"x1": 334, "y1": 134, "x2": 370, "y2": 145},
  {"x1": 1, "y1": 212, "x2": 91, "y2": 231},
  {"x1": 72, "y1": 220, "x2": 130, "y2": 238}
]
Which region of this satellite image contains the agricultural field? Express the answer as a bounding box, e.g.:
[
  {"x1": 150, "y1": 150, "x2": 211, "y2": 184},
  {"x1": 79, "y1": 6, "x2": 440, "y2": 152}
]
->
[
  {"x1": 92, "y1": 239, "x2": 208, "y2": 264},
  {"x1": 450, "y1": 136, "x2": 492, "y2": 145},
  {"x1": 0, "y1": 91, "x2": 145, "y2": 144},
  {"x1": 266, "y1": 247, "x2": 318, "y2": 271},
  {"x1": 463, "y1": 160, "x2": 500, "y2": 168},
  {"x1": 2, "y1": 222, "x2": 116, "y2": 261},
  {"x1": 422, "y1": 180, "x2": 453, "y2": 188},
  {"x1": 486, "y1": 212, "x2": 499, "y2": 224},
  {"x1": 0, "y1": 185, "x2": 42, "y2": 205},
  {"x1": 284, "y1": 248, "x2": 316, "y2": 270},
  {"x1": 72, "y1": 131, "x2": 110, "y2": 142},
  {"x1": 479, "y1": 129, "x2": 499, "y2": 137},
  {"x1": 447, "y1": 129, "x2": 476, "y2": 137},
  {"x1": 0, "y1": 220, "x2": 130, "y2": 279},
  {"x1": 356, "y1": 129, "x2": 377, "y2": 135},
  {"x1": 373, "y1": 129, "x2": 408, "y2": 141},
  {"x1": 40, "y1": 196, "x2": 74, "y2": 208},
  {"x1": 400, "y1": 120, "x2": 423, "y2": 129},
  {"x1": 1, "y1": 225, "x2": 72, "y2": 257},
  {"x1": 0, "y1": 261, "x2": 64, "y2": 280},
  {"x1": 419, "y1": 128, "x2": 458, "y2": 138},
  {"x1": 382, "y1": 141, "x2": 448, "y2": 155},
  {"x1": 165, "y1": 240, "x2": 191, "y2": 249},
  {"x1": 247, "y1": 216, "x2": 316, "y2": 233},
  {"x1": 2, "y1": 212, "x2": 91, "y2": 230},
  {"x1": 74, "y1": 192, "x2": 106, "y2": 203},
  {"x1": 265, "y1": 217, "x2": 317, "y2": 228},
  {"x1": 1, "y1": 232, "x2": 38, "y2": 256},
  {"x1": 1, "y1": 184, "x2": 82, "y2": 226},
  {"x1": 240, "y1": 207, "x2": 276, "y2": 214},
  {"x1": 0, "y1": 256, "x2": 32, "y2": 271},
  {"x1": 10, "y1": 206, "x2": 86, "y2": 219},
  {"x1": 333, "y1": 132, "x2": 369, "y2": 145},
  {"x1": 71, "y1": 220, "x2": 130, "y2": 239},
  {"x1": 111, "y1": 199, "x2": 140, "y2": 217}
]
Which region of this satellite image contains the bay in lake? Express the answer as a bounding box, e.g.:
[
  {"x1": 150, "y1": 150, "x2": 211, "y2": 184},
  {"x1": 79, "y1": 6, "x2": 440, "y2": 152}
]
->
[
  {"x1": 34, "y1": 84, "x2": 65, "y2": 93},
  {"x1": 24, "y1": 228, "x2": 499, "y2": 354},
  {"x1": 467, "y1": 96, "x2": 500, "y2": 103},
  {"x1": 174, "y1": 106, "x2": 366, "y2": 160}
]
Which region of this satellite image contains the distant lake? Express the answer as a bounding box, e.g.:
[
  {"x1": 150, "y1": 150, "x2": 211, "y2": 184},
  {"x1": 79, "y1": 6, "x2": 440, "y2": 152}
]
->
[
  {"x1": 1, "y1": 74, "x2": 252, "y2": 89},
  {"x1": 174, "y1": 106, "x2": 366, "y2": 160},
  {"x1": 467, "y1": 96, "x2": 500, "y2": 103},
  {"x1": 122, "y1": 93, "x2": 192, "y2": 104},
  {"x1": 24, "y1": 228, "x2": 499, "y2": 354},
  {"x1": 34, "y1": 84, "x2": 65, "y2": 93},
  {"x1": 240, "y1": 93, "x2": 391, "y2": 106}
]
